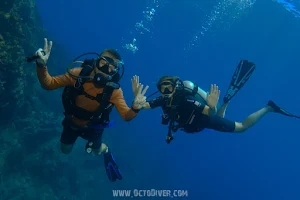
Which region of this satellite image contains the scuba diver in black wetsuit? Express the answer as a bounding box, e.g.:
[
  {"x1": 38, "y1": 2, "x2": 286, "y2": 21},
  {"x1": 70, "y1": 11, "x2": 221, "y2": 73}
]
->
[{"x1": 131, "y1": 60, "x2": 300, "y2": 143}]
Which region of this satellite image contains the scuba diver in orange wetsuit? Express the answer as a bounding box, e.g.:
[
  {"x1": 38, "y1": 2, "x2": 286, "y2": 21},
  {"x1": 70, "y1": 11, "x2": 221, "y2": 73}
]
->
[{"x1": 31, "y1": 38, "x2": 148, "y2": 182}]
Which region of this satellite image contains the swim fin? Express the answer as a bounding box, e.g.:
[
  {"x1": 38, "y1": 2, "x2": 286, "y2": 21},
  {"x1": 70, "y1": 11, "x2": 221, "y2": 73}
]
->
[
  {"x1": 104, "y1": 152, "x2": 123, "y2": 182},
  {"x1": 268, "y1": 100, "x2": 300, "y2": 118},
  {"x1": 223, "y1": 60, "x2": 256, "y2": 103}
]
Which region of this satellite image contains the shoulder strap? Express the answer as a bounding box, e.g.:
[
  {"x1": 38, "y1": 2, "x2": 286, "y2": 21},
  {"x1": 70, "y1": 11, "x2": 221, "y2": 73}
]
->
[
  {"x1": 74, "y1": 59, "x2": 94, "y2": 89},
  {"x1": 62, "y1": 62, "x2": 94, "y2": 116},
  {"x1": 90, "y1": 82, "x2": 120, "y2": 124},
  {"x1": 101, "y1": 82, "x2": 120, "y2": 106}
]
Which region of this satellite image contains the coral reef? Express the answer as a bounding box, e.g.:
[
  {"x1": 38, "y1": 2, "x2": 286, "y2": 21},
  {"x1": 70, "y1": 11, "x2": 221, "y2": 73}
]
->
[
  {"x1": 0, "y1": 1, "x2": 94, "y2": 199},
  {"x1": 0, "y1": 0, "x2": 41, "y2": 123},
  {"x1": 0, "y1": 0, "x2": 116, "y2": 199}
]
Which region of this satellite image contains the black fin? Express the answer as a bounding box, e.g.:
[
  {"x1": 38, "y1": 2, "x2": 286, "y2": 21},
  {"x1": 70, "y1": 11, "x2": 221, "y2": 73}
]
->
[
  {"x1": 223, "y1": 60, "x2": 256, "y2": 103},
  {"x1": 268, "y1": 100, "x2": 300, "y2": 119}
]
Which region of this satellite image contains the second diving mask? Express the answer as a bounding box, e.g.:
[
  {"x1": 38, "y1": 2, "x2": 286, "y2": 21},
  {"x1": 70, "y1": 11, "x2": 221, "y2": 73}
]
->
[{"x1": 159, "y1": 81, "x2": 175, "y2": 94}]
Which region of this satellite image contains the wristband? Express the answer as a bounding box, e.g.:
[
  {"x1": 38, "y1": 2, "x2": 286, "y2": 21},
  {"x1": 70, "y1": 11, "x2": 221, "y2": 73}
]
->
[{"x1": 131, "y1": 105, "x2": 140, "y2": 113}]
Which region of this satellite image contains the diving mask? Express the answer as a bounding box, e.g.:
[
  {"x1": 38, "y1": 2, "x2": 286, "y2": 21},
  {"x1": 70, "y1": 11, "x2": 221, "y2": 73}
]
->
[
  {"x1": 98, "y1": 56, "x2": 124, "y2": 76},
  {"x1": 66, "y1": 52, "x2": 125, "y2": 86},
  {"x1": 159, "y1": 81, "x2": 175, "y2": 95}
]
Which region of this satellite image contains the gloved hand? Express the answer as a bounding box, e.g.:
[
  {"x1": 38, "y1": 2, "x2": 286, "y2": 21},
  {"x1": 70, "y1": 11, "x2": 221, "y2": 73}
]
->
[
  {"x1": 131, "y1": 75, "x2": 140, "y2": 97},
  {"x1": 132, "y1": 84, "x2": 149, "y2": 109},
  {"x1": 206, "y1": 84, "x2": 220, "y2": 110},
  {"x1": 36, "y1": 38, "x2": 53, "y2": 67}
]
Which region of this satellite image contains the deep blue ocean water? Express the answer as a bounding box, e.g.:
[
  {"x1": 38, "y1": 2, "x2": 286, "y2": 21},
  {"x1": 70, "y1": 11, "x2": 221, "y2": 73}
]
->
[{"x1": 34, "y1": 0, "x2": 300, "y2": 199}]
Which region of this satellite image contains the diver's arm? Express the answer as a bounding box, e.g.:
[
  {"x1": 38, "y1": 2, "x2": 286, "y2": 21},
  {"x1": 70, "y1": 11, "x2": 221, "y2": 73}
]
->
[
  {"x1": 188, "y1": 99, "x2": 216, "y2": 116},
  {"x1": 202, "y1": 105, "x2": 217, "y2": 116},
  {"x1": 110, "y1": 88, "x2": 138, "y2": 121},
  {"x1": 141, "y1": 100, "x2": 165, "y2": 109},
  {"x1": 145, "y1": 96, "x2": 166, "y2": 109},
  {"x1": 36, "y1": 65, "x2": 79, "y2": 90},
  {"x1": 122, "y1": 96, "x2": 164, "y2": 110},
  {"x1": 142, "y1": 102, "x2": 151, "y2": 109}
]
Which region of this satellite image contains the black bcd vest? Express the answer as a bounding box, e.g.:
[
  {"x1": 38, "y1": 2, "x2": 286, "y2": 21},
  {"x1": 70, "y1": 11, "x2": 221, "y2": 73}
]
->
[{"x1": 62, "y1": 59, "x2": 120, "y2": 125}]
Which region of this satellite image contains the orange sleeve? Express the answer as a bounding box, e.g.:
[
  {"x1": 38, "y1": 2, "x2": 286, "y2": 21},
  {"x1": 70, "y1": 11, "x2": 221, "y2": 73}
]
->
[
  {"x1": 36, "y1": 66, "x2": 81, "y2": 90},
  {"x1": 110, "y1": 88, "x2": 138, "y2": 121}
]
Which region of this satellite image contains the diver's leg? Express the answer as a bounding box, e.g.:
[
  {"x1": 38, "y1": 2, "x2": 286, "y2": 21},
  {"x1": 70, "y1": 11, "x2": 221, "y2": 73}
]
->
[
  {"x1": 234, "y1": 106, "x2": 273, "y2": 133},
  {"x1": 202, "y1": 115, "x2": 236, "y2": 132},
  {"x1": 60, "y1": 125, "x2": 78, "y2": 154},
  {"x1": 204, "y1": 103, "x2": 293, "y2": 133},
  {"x1": 94, "y1": 143, "x2": 108, "y2": 155},
  {"x1": 202, "y1": 105, "x2": 271, "y2": 133},
  {"x1": 217, "y1": 102, "x2": 229, "y2": 118},
  {"x1": 88, "y1": 129, "x2": 122, "y2": 181},
  {"x1": 87, "y1": 129, "x2": 106, "y2": 155}
]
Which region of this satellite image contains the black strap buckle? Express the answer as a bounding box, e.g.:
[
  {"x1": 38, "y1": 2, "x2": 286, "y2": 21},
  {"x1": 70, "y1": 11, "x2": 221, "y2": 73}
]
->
[{"x1": 74, "y1": 77, "x2": 82, "y2": 89}]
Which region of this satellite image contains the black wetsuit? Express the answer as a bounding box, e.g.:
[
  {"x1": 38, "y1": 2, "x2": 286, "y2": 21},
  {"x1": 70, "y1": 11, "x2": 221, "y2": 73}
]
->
[{"x1": 148, "y1": 92, "x2": 236, "y2": 133}]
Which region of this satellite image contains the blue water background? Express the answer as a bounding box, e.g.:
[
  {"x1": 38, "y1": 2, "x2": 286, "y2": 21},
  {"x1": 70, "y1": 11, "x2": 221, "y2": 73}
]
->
[{"x1": 35, "y1": 0, "x2": 300, "y2": 199}]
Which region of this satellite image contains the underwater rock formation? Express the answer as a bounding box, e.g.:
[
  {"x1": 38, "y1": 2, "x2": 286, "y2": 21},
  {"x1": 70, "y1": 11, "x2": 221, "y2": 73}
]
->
[
  {"x1": 0, "y1": 1, "x2": 114, "y2": 199},
  {"x1": 0, "y1": 0, "x2": 44, "y2": 121},
  {"x1": 0, "y1": 1, "x2": 83, "y2": 199}
]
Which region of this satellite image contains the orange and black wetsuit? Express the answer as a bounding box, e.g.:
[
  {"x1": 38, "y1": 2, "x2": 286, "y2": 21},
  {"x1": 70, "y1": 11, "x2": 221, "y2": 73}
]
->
[{"x1": 36, "y1": 66, "x2": 138, "y2": 148}]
